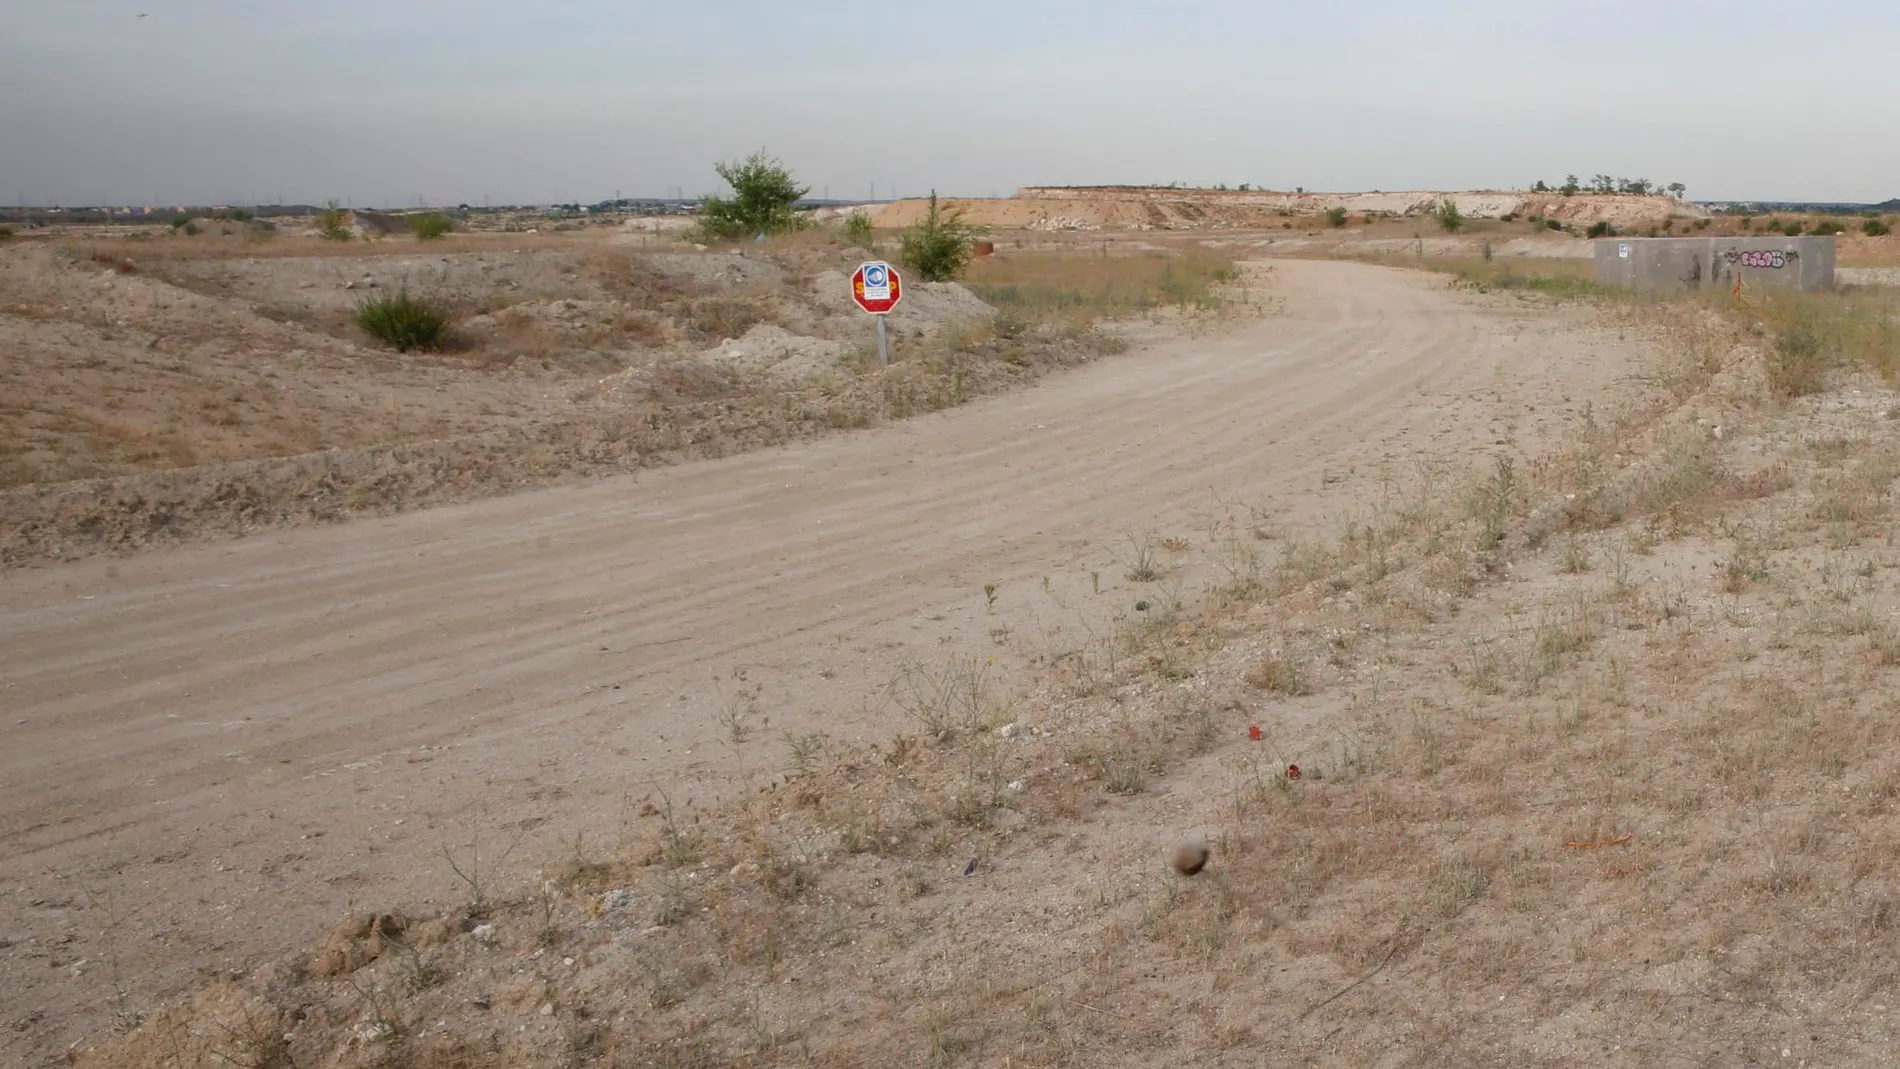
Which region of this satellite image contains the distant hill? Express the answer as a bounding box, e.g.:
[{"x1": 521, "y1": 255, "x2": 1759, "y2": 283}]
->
[{"x1": 1874, "y1": 199, "x2": 1900, "y2": 213}]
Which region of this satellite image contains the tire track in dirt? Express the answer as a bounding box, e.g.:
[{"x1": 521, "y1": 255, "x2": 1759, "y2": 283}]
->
[{"x1": 0, "y1": 260, "x2": 1656, "y2": 1057}]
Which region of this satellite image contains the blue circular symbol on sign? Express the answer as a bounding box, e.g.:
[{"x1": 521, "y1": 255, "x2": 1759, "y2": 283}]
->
[{"x1": 865, "y1": 265, "x2": 887, "y2": 287}]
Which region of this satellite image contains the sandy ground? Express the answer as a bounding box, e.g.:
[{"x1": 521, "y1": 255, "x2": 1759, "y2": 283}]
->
[{"x1": 0, "y1": 260, "x2": 1656, "y2": 1061}]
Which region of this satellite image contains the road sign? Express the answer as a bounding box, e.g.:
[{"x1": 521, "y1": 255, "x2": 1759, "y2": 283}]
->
[{"x1": 851, "y1": 261, "x2": 903, "y2": 315}]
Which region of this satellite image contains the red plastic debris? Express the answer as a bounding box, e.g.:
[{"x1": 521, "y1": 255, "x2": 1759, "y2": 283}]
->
[
  {"x1": 1248, "y1": 724, "x2": 1262, "y2": 741},
  {"x1": 1286, "y1": 764, "x2": 1302, "y2": 780}
]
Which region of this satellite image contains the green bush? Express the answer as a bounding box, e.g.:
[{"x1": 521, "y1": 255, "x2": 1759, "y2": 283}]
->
[
  {"x1": 407, "y1": 212, "x2": 453, "y2": 240},
  {"x1": 319, "y1": 200, "x2": 352, "y2": 242},
  {"x1": 1586, "y1": 220, "x2": 1615, "y2": 239},
  {"x1": 1325, "y1": 206, "x2": 1348, "y2": 228},
  {"x1": 696, "y1": 149, "x2": 813, "y2": 241},
  {"x1": 844, "y1": 211, "x2": 874, "y2": 248},
  {"x1": 1432, "y1": 198, "x2": 1465, "y2": 232},
  {"x1": 0, "y1": 224, "x2": 13, "y2": 241},
  {"x1": 182, "y1": 222, "x2": 201, "y2": 236},
  {"x1": 355, "y1": 290, "x2": 450, "y2": 352},
  {"x1": 900, "y1": 190, "x2": 984, "y2": 283},
  {"x1": 1867, "y1": 218, "x2": 1892, "y2": 237},
  {"x1": 1545, "y1": 219, "x2": 1564, "y2": 231},
  {"x1": 1809, "y1": 220, "x2": 1847, "y2": 236}
]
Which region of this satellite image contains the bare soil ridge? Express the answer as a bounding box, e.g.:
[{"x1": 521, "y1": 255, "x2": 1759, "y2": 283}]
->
[{"x1": 869, "y1": 186, "x2": 1698, "y2": 232}]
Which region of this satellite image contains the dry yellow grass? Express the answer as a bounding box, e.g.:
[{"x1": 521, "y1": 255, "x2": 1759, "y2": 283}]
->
[{"x1": 963, "y1": 247, "x2": 1242, "y2": 330}]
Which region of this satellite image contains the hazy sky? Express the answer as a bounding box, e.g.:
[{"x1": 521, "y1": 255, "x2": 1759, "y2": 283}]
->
[{"x1": 4, "y1": 0, "x2": 1897, "y2": 207}]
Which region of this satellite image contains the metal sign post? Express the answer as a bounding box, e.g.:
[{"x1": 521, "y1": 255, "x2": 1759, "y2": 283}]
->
[{"x1": 850, "y1": 260, "x2": 903, "y2": 365}]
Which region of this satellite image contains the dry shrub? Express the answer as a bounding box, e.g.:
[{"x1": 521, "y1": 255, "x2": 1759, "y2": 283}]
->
[
  {"x1": 1246, "y1": 653, "x2": 1313, "y2": 696},
  {"x1": 616, "y1": 309, "x2": 669, "y2": 348},
  {"x1": 686, "y1": 295, "x2": 770, "y2": 341},
  {"x1": 644, "y1": 358, "x2": 743, "y2": 402}
]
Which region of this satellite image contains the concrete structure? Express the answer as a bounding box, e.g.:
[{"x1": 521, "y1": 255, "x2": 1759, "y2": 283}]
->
[{"x1": 1594, "y1": 235, "x2": 1835, "y2": 293}]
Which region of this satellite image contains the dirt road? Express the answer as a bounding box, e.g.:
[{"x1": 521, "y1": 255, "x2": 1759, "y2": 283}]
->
[{"x1": 0, "y1": 260, "x2": 1651, "y2": 1058}]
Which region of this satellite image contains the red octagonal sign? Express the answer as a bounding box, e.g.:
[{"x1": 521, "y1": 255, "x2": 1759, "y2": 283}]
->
[{"x1": 851, "y1": 260, "x2": 903, "y2": 315}]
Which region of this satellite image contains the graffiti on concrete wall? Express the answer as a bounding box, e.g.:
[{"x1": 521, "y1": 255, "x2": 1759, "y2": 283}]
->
[
  {"x1": 1680, "y1": 254, "x2": 1703, "y2": 286},
  {"x1": 1725, "y1": 249, "x2": 1800, "y2": 270}
]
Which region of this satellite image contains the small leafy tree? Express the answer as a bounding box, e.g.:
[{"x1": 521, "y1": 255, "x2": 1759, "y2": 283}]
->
[
  {"x1": 356, "y1": 290, "x2": 450, "y2": 352},
  {"x1": 407, "y1": 212, "x2": 453, "y2": 240},
  {"x1": 1325, "y1": 206, "x2": 1349, "y2": 228},
  {"x1": 844, "y1": 211, "x2": 874, "y2": 248},
  {"x1": 1666, "y1": 182, "x2": 1687, "y2": 199},
  {"x1": 1560, "y1": 174, "x2": 1581, "y2": 197},
  {"x1": 1432, "y1": 198, "x2": 1465, "y2": 233},
  {"x1": 1531, "y1": 179, "x2": 1550, "y2": 193},
  {"x1": 900, "y1": 191, "x2": 984, "y2": 282},
  {"x1": 319, "y1": 200, "x2": 352, "y2": 242},
  {"x1": 696, "y1": 149, "x2": 812, "y2": 241}
]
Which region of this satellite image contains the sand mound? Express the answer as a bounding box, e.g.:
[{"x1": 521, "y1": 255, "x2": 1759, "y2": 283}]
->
[{"x1": 702, "y1": 323, "x2": 847, "y2": 382}]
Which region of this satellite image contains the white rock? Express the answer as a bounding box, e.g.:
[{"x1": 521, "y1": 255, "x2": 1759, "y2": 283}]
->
[{"x1": 471, "y1": 923, "x2": 498, "y2": 944}]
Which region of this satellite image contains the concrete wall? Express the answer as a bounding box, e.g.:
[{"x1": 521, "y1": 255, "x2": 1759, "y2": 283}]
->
[{"x1": 1594, "y1": 235, "x2": 1835, "y2": 293}]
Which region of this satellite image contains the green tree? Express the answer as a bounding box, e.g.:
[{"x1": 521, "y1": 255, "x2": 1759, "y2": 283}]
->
[
  {"x1": 899, "y1": 191, "x2": 984, "y2": 282},
  {"x1": 696, "y1": 149, "x2": 812, "y2": 240},
  {"x1": 1560, "y1": 174, "x2": 1581, "y2": 197},
  {"x1": 1432, "y1": 198, "x2": 1465, "y2": 233}
]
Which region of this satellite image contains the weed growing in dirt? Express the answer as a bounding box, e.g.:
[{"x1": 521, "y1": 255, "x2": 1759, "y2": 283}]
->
[
  {"x1": 1123, "y1": 533, "x2": 1164, "y2": 582},
  {"x1": 844, "y1": 211, "x2": 874, "y2": 248},
  {"x1": 892, "y1": 655, "x2": 1000, "y2": 741},
  {"x1": 1433, "y1": 198, "x2": 1465, "y2": 233},
  {"x1": 1326, "y1": 206, "x2": 1348, "y2": 228},
  {"x1": 900, "y1": 190, "x2": 984, "y2": 282},
  {"x1": 355, "y1": 290, "x2": 451, "y2": 352},
  {"x1": 406, "y1": 212, "x2": 452, "y2": 240},
  {"x1": 0, "y1": 224, "x2": 15, "y2": 241}
]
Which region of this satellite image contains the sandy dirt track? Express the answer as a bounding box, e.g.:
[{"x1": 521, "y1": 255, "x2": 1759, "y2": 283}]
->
[{"x1": 0, "y1": 260, "x2": 1653, "y2": 1056}]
